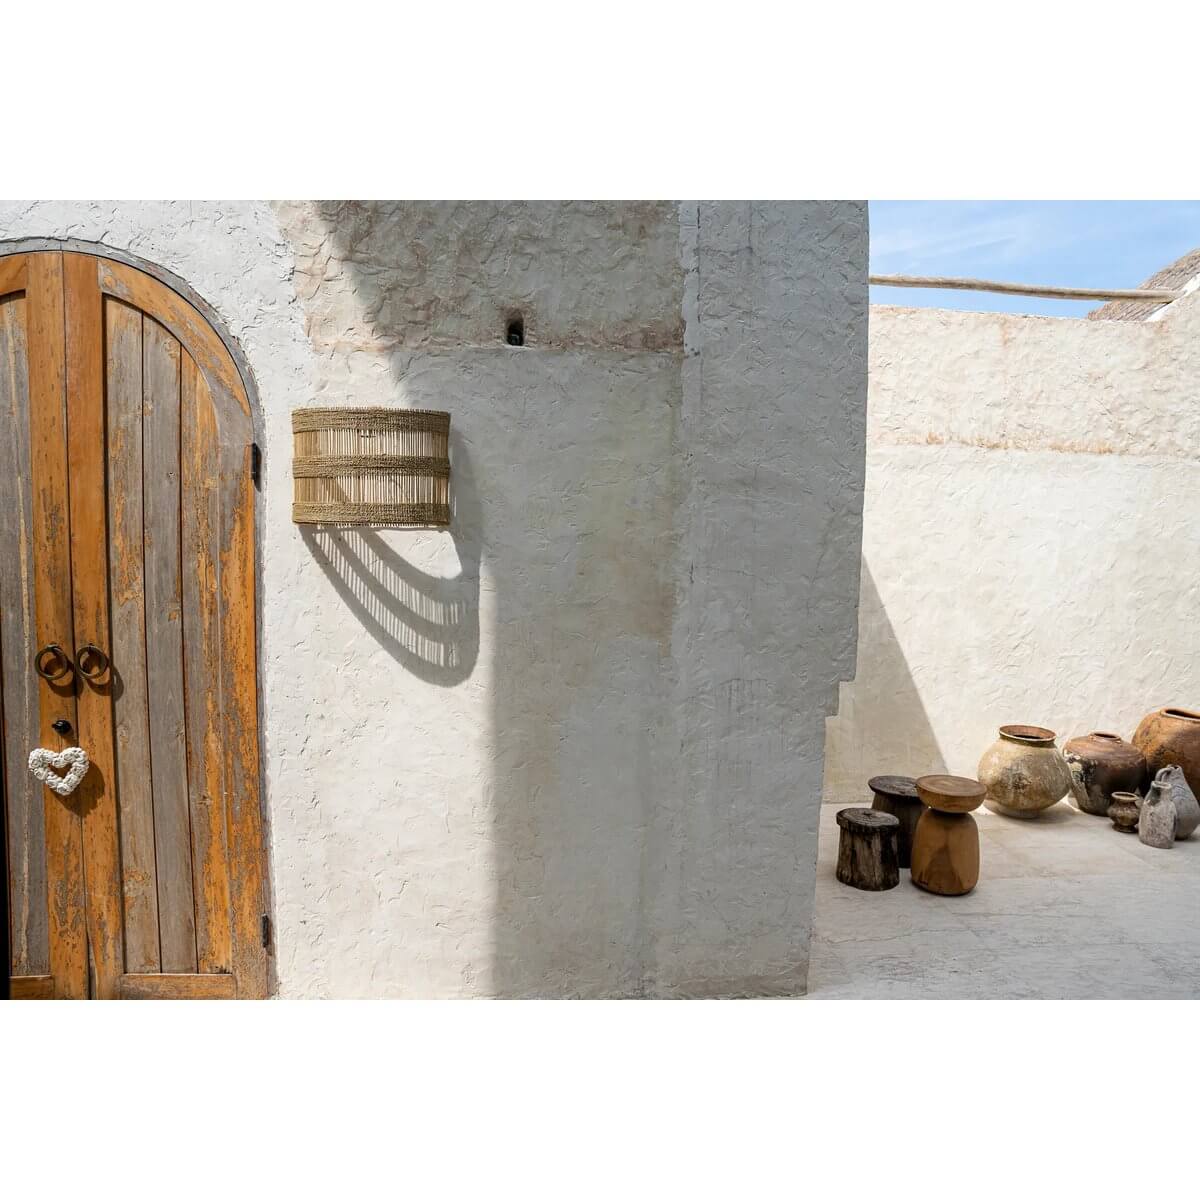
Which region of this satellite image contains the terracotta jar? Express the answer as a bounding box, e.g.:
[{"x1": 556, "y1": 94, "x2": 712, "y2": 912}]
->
[
  {"x1": 978, "y1": 725, "x2": 1073, "y2": 819},
  {"x1": 1107, "y1": 791, "x2": 1141, "y2": 834},
  {"x1": 1133, "y1": 707, "x2": 1200, "y2": 796},
  {"x1": 1063, "y1": 731, "x2": 1147, "y2": 817}
]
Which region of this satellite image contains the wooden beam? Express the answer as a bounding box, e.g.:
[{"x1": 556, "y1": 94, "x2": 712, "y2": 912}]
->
[
  {"x1": 27, "y1": 251, "x2": 88, "y2": 1000},
  {"x1": 119, "y1": 972, "x2": 237, "y2": 999},
  {"x1": 1, "y1": 273, "x2": 50, "y2": 979},
  {"x1": 869, "y1": 274, "x2": 1183, "y2": 304},
  {"x1": 9, "y1": 974, "x2": 55, "y2": 999},
  {"x1": 65, "y1": 253, "x2": 126, "y2": 1000}
]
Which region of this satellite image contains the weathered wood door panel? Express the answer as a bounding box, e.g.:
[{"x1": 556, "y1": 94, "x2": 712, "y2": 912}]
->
[
  {"x1": 2, "y1": 252, "x2": 87, "y2": 1001},
  {"x1": 2, "y1": 250, "x2": 267, "y2": 999}
]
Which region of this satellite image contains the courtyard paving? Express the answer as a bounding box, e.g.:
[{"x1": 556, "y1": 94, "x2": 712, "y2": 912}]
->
[{"x1": 808, "y1": 799, "x2": 1200, "y2": 999}]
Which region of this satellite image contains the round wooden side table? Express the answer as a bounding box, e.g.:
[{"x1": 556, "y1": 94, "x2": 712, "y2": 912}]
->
[
  {"x1": 835, "y1": 808, "x2": 901, "y2": 891},
  {"x1": 868, "y1": 774, "x2": 922, "y2": 868},
  {"x1": 911, "y1": 774, "x2": 985, "y2": 896}
]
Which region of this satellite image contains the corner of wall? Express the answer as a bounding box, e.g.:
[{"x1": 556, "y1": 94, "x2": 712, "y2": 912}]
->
[{"x1": 651, "y1": 201, "x2": 869, "y2": 997}]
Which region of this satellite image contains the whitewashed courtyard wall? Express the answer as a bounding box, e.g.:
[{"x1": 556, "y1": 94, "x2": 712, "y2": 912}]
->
[
  {"x1": 825, "y1": 293, "x2": 1200, "y2": 803},
  {"x1": 1, "y1": 201, "x2": 868, "y2": 996}
]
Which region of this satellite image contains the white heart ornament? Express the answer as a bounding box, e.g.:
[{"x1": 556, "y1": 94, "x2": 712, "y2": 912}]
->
[{"x1": 28, "y1": 746, "x2": 90, "y2": 796}]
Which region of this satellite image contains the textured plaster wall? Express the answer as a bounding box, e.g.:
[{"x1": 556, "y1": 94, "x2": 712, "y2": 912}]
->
[
  {"x1": 0, "y1": 200, "x2": 868, "y2": 997},
  {"x1": 271, "y1": 201, "x2": 686, "y2": 997},
  {"x1": 657, "y1": 203, "x2": 867, "y2": 994},
  {"x1": 825, "y1": 295, "x2": 1200, "y2": 802}
]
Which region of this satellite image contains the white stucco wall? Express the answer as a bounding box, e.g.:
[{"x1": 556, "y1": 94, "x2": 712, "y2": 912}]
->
[
  {"x1": 657, "y1": 203, "x2": 866, "y2": 994},
  {"x1": 1, "y1": 200, "x2": 867, "y2": 997},
  {"x1": 825, "y1": 293, "x2": 1200, "y2": 803}
]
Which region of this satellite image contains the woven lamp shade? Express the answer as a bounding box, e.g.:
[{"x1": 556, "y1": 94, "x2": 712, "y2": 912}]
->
[{"x1": 292, "y1": 407, "x2": 451, "y2": 526}]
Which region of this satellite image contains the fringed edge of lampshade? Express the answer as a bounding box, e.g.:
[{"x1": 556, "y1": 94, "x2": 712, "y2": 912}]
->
[{"x1": 291, "y1": 501, "x2": 451, "y2": 526}]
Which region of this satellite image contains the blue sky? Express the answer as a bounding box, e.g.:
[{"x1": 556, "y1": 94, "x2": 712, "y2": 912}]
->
[{"x1": 869, "y1": 201, "x2": 1200, "y2": 318}]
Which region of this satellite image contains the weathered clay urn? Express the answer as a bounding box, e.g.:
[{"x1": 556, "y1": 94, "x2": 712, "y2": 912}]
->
[
  {"x1": 978, "y1": 725, "x2": 1073, "y2": 819},
  {"x1": 1063, "y1": 731, "x2": 1147, "y2": 817},
  {"x1": 1152, "y1": 765, "x2": 1200, "y2": 840},
  {"x1": 1132, "y1": 707, "x2": 1200, "y2": 796},
  {"x1": 1106, "y1": 791, "x2": 1141, "y2": 834},
  {"x1": 1138, "y1": 779, "x2": 1177, "y2": 849},
  {"x1": 868, "y1": 775, "x2": 923, "y2": 868}
]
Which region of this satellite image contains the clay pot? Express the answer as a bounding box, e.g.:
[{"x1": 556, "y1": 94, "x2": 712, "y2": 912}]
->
[
  {"x1": 1132, "y1": 707, "x2": 1200, "y2": 796},
  {"x1": 1138, "y1": 779, "x2": 1177, "y2": 849},
  {"x1": 868, "y1": 775, "x2": 923, "y2": 868},
  {"x1": 1106, "y1": 791, "x2": 1141, "y2": 834},
  {"x1": 1151, "y1": 765, "x2": 1200, "y2": 840},
  {"x1": 1063, "y1": 731, "x2": 1147, "y2": 817},
  {"x1": 978, "y1": 725, "x2": 1073, "y2": 819}
]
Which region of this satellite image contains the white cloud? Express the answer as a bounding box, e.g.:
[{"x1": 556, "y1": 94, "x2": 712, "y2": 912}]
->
[{"x1": 870, "y1": 203, "x2": 1050, "y2": 271}]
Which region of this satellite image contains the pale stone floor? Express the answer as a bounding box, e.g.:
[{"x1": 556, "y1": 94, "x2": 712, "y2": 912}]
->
[{"x1": 808, "y1": 801, "x2": 1200, "y2": 999}]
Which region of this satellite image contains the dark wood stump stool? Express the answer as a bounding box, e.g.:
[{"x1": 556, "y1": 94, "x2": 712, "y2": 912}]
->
[
  {"x1": 836, "y1": 808, "x2": 900, "y2": 891},
  {"x1": 911, "y1": 775, "x2": 985, "y2": 896},
  {"x1": 868, "y1": 774, "x2": 922, "y2": 868}
]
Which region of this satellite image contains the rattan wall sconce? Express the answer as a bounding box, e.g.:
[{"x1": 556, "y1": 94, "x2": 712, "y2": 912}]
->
[{"x1": 292, "y1": 407, "x2": 451, "y2": 527}]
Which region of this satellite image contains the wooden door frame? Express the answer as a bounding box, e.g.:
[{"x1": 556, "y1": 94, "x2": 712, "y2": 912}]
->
[{"x1": 1, "y1": 240, "x2": 273, "y2": 998}]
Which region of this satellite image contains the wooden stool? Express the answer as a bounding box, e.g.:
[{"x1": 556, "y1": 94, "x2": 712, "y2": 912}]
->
[
  {"x1": 836, "y1": 808, "x2": 900, "y2": 891},
  {"x1": 911, "y1": 775, "x2": 985, "y2": 896},
  {"x1": 868, "y1": 775, "x2": 922, "y2": 868}
]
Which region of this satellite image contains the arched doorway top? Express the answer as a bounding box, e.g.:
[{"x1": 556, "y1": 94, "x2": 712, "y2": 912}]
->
[{"x1": 0, "y1": 236, "x2": 262, "y2": 433}]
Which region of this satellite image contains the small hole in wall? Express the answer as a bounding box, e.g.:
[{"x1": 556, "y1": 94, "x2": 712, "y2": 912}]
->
[{"x1": 505, "y1": 315, "x2": 525, "y2": 346}]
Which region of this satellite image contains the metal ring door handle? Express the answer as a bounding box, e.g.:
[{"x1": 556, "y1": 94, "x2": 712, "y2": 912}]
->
[
  {"x1": 34, "y1": 643, "x2": 74, "y2": 681},
  {"x1": 75, "y1": 643, "x2": 110, "y2": 680}
]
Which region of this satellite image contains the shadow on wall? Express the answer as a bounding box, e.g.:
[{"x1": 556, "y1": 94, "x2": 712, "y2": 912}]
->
[
  {"x1": 300, "y1": 434, "x2": 481, "y2": 687},
  {"x1": 823, "y1": 557, "x2": 947, "y2": 804},
  {"x1": 301, "y1": 202, "x2": 683, "y2": 997}
]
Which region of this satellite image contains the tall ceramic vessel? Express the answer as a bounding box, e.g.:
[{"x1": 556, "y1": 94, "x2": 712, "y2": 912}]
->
[
  {"x1": 978, "y1": 725, "x2": 1073, "y2": 819},
  {"x1": 1133, "y1": 707, "x2": 1200, "y2": 796},
  {"x1": 1152, "y1": 765, "x2": 1200, "y2": 840},
  {"x1": 1063, "y1": 731, "x2": 1146, "y2": 817},
  {"x1": 1138, "y1": 779, "x2": 1177, "y2": 849}
]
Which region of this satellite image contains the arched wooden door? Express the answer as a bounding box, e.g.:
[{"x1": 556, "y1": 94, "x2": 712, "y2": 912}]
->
[{"x1": 1, "y1": 249, "x2": 268, "y2": 999}]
